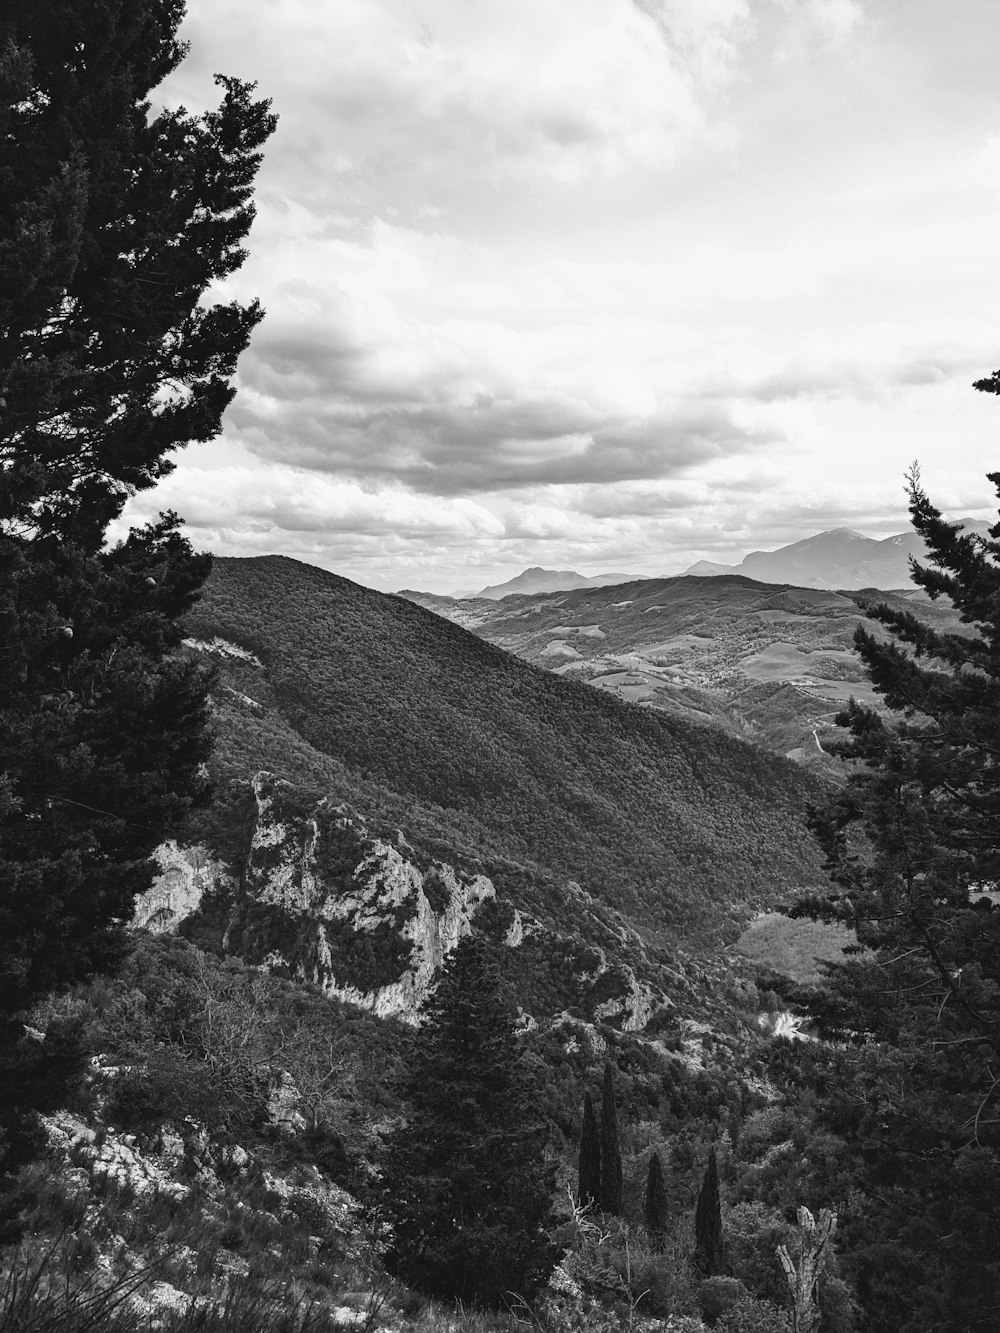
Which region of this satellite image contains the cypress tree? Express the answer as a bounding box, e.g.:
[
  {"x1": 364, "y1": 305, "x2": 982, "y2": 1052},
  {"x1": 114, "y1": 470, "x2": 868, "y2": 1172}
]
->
[
  {"x1": 693, "y1": 1146, "x2": 723, "y2": 1276},
  {"x1": 645, "y1": 1150, "x2": 668, "y2": 1242},
  {"x1": 377, "y1": 935, "x2": 557, "y2": 1307},
  {"x1": 578, "y1": 1089, "x2": 601, "y2": 1210},
  {"x1": 599, "y1": 1062, "x2": 623, "y2": 1215}
]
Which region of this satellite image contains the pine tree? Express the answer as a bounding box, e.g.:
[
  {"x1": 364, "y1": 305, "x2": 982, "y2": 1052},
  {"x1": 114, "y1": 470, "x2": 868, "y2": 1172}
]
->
[
  {"x1": 792, "y1": 446, "x2": 1000, "y2": 1328},
  {"x1": 377, "y1": 935, "x2": 557, "y2": 1307},
  {"x1": 578, "y1": 1089, "x2": 601, "y2": 1211},
  {"x1": 1, "y1": 0, "x2": 277, "y2": 545},
  {"x1": 0, "y1": 1, "x2": 275, "y2": 1172},
  {"x1": 645, "y1": 1150, "x2": 668, "y2": 1242},
  {"x1": 693, "y1": 1146, "x2": 723, "y2": 1276},
  {"x1": 599, "y1": 1062, "x2": 623, "y2": 1215}
]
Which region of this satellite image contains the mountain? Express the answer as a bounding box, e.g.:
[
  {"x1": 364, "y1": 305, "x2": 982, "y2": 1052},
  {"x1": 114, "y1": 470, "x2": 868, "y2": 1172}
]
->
[
  {"x1": 683, "y1": 521, "x2": 992, "y2": 589},
  {"x1": 472, "y1": 566, "x2": 640, "y2": 600},
  {"x1": 180, "y1": 555, "x2": 825, "y2": 949},
  {"x1": 399, "y1": 572, "x2": 965, "y2": 766}
]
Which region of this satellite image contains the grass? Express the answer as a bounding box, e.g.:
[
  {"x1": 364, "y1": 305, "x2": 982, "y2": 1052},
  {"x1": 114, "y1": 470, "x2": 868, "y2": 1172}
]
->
[{"x1": 732, "y1": 913, "x2": 857, "y2": 986}]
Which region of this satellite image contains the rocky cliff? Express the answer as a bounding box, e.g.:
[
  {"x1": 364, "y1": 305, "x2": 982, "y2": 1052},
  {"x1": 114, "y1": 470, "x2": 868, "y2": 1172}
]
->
[
  {"x1": 134, "y1": 771, "x2": 673, "y2": 1033},
  {"x1": 133, "y1": 841, "x2": 229, "y2": 933},
  {"x1": 226, "y1": 772, "x2": 508, "y2": 1020}
]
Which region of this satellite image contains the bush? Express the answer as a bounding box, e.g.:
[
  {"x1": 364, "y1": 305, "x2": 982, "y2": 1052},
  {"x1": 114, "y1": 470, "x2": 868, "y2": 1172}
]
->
[
  {"x1": 699, "y1": 1275, "x2": 748, "y2": 1324},
  {"x1": 716, "y1": 1294, "x2": 792, "y2": 1333}
]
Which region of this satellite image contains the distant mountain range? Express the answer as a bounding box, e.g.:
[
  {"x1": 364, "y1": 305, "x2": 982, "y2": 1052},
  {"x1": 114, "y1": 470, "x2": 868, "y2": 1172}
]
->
[
  {"x1": 401, "y1": 521, "x2": 994, "y2": 606},
  {"x1": 470, "y1": 566, "x2": 640, "y2": 600},
  {"x1": 682, "y1": 521, "x2": 992, "y2": 589}
]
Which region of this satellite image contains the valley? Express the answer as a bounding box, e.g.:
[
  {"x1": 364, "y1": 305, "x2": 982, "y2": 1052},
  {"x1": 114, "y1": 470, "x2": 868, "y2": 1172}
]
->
[{"x1": 401, "y1": 574, "x2": 961, "y2": 766}]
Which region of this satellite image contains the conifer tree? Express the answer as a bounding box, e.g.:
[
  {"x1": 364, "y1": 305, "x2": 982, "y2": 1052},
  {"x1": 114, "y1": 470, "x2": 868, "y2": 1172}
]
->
[
  {"x1": 0, "y1": 1, "x2": 275, "y2": 1171},
  {"x1": 1, "y1": 0, "x2": 277, "y2": 545},
  {"x1": 645, "y1": 1150, "x2": 668, "y2": 1242},
  {"x1": 377, "y1": 935, "x2": 557, "y2": 1307},
  {"x1": 599, "y1": 1062, "x2": 623, "y2": 1216},
  {"x1": 693, "y1": 1146, "x2": 723, "y2": 1276},
  {"x1": 578, "y1": 1089, "x2": 601, "y2": 1211},
  {"x1": 793, "y1": 439, "x2": 1000, "y2": 1328}
]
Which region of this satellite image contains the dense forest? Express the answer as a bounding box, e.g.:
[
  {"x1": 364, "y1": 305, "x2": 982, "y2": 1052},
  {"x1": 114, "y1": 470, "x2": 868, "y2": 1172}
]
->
[{"x1": 184, "y1": 555, "x2": 827, "y2": 945}]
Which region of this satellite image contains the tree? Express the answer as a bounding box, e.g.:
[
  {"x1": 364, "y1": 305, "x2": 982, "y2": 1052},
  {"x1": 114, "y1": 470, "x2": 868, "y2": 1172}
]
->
[
  {"x1": 694, "y1": 1146, "x2": 723, "y2": 1276},
  {"x1": 599, "y1": 1062, "x2": 622, "y2": 1215},
  {"x1": 645, "y1": 1149, "x2": 668, "y2": 1242},
  {"x1": 578, "y1": 1088, "x2": 601, "y2": 1211},
  {"x1": 0, "y1": 0, "x2": 275, "y2": 1171},
  {"x1": 377, "y1": 935, "x2": 557, "y2": 1308},
  {"x1": 776, "y1": 1207, "x2": 837, "y2": 1333},
  {"x1": 791, "y1": 451, "x2": 1000, "y2": 1329},
  {"x1": 1, "y1": 0, "x2": 277, "y2": 546}
]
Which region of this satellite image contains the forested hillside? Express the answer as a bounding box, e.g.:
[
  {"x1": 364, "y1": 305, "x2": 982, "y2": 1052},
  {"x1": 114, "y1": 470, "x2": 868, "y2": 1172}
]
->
[
  {"x1": 183, "y1": 555, "x2": 826, "y2": 944},
  {"x1": 403, "y1": 574, "x2": 963, "y2": 763}
]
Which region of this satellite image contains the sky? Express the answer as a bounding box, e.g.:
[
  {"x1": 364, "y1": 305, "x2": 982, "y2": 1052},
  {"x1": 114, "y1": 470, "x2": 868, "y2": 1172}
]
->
[{"x1": 116, "y1": 0, "x2": 1000, "y2": 594}]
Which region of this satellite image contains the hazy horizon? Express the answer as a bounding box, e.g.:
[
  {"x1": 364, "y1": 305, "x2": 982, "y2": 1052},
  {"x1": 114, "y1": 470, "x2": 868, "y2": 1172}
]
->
[{"x1": 110, "y1": 1, "x2": 1000, "y2": 594}]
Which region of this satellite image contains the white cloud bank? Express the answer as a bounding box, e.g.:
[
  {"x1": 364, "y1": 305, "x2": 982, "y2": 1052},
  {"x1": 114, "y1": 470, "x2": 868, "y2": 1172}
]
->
[{"x1": 118, "y1": 0, "x2": 1000, "y2": 591}]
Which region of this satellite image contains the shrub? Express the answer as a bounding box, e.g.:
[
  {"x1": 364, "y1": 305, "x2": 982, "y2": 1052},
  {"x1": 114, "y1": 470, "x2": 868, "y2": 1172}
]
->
[{"x1": 699, "y1": 1275, "x2": 748, "y2": 1324}]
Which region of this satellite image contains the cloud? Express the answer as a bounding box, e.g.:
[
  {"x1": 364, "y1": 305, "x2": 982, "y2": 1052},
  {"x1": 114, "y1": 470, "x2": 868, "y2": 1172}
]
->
[
  {"x1": 170, "y1": 0, "x2": 749, "y2": 201},
  {"x1": 121, "y1": 463, "x2": 504, "y2": 542},
  {"x1": 125, "y1": 1, "x2": 1000, "y2": 594}
]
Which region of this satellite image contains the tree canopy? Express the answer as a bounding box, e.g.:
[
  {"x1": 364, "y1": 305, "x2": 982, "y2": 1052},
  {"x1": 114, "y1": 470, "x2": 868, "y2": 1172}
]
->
[
  {"x1": 1, "y1": 0, "x2": 276, "y2": 546},
  {"x1": 377, "y1": 934, "x2": 557, "y2": 1307},
  {"x1": 793, "y1": 452, "x2": 1000, "y2": 1330},
  {"x1": 0, "y1": 1, "x2": 274, "y2": 1171}
]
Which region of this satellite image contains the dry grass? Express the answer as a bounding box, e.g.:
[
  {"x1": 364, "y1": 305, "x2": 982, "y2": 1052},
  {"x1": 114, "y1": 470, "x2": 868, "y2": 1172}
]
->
[{"x1": 733, "y1": 914, "x2": 856, "y2": 986}]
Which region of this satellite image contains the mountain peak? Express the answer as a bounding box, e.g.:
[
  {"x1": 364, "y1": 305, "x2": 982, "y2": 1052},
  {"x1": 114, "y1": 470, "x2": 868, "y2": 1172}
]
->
[{"x1": 471, "y1": 566, "x2": 641, "y2": 600}]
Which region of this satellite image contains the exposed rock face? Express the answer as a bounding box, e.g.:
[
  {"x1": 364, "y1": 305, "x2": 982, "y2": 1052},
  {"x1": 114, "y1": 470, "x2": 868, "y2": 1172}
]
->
[
  {"x1": 590, "y1": 959, "x2": 665, "y2": 1032},
  {"x1": 136, "y1": 772, "x2": 674, "y2": 1035},
  {"x1": 133, "y1": 841, "x2": 227, "y2": 933},
  {"x1": 229, "y1": 772, "x2": 504, "y2": 1022}
]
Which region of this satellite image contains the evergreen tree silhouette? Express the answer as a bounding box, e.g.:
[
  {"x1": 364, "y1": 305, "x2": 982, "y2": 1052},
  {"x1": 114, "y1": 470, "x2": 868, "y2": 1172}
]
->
[
  {"x1": 645, "y1": 1150, "x2": 668, "y2": 1242},
  {"x1": 377, "y1": 935, "x2": 556, "y2": 1306},
  {"x1": 0, "y1": 0, "x2": 275, "y2": 1177},
  {"x1": 578, "y1": 1089, "x2": 601, "y2": 1210},
  {"x1": 600, "y1": 1062, "x2": 623, "y2": 1215},
  {"x1": 694, "y1": 1146, "x2": 723, "y2": 1276},
  {"x1": 795, "y1": 451, "x2": 1000, "y2": 1328}
]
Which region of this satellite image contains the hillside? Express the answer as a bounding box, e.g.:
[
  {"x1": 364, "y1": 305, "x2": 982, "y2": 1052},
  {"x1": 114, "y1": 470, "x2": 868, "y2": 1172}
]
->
[
  {"x1": 182, "y1": 556, "x2": 826, "y2": 947},
  {"x1": 401, "y1": 573, "x2": 963, "y2": 764}
]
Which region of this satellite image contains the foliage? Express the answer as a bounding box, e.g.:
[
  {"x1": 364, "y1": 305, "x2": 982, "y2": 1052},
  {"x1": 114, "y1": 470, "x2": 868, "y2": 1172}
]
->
[
  {"x1": 0, "y1": 0, "x2": 274, "y2": 1177},
  {"x1": 644, "y1": 1151, "x2": 668, "y2": 1242},
  {"x1": 62, "y1": 935, "x2": 405, "y2": 1166},
  {"x1": 699, "y1": 1275, "x2": 749, "y2": 1324},
  {"x1": 732, "y1": 915, "x2": 857, "y2": 987},
  {"x1": 376, "y1": 935, "x2": 558, "y2": 1307},
  {"x1": 0, "y1": 0, "x2": 276, "y2": 545},
  {"x1": 599, "y1": 1066, "x2": 622, "y2": 1217},
  {"x1": 788, "y1": 457, "x2": 1000, "y2": 1329},
  {"x1": 694, "y1": 1148, "x2": 724, "y2": 1278},
  {"x1": 183, "y1": 555, "x2": 827, "y2": 946},
  {"x1": 577, "y1": 1091, "x2": 601, "y2": 1212}
]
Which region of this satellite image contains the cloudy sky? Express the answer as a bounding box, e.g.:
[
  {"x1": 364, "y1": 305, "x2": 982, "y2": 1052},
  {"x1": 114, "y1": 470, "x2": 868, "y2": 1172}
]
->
[{"x1": 119, "y1": 0, "x2": 1000, "y2": 593}]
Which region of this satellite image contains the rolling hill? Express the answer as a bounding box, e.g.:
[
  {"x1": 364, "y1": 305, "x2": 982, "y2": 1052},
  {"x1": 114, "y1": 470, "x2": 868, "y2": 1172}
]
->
[
  {"x1": 181, "y1": 556, "x2": 827, "y2": 948},
  {"x1": 401, "y1": 573, "x2": 963, "y2": 765}
]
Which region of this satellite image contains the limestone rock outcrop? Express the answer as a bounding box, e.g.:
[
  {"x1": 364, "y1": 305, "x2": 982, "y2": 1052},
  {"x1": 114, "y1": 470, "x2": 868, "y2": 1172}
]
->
[
  {"x1": 228, "y1": 772, "x2": 506, "y2": 1022},
  {"x1": 133, "y1": 841, "x2": 227, "y2": 933}
]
